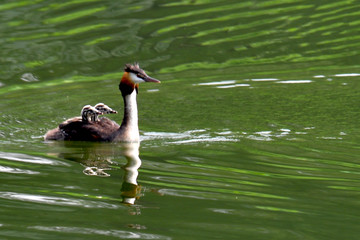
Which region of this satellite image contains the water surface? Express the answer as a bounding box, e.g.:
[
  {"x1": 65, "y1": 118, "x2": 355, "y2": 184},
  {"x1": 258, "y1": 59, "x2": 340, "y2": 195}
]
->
[{"x1": 1, "y1": 0, "x2": 360, "y2": 239}]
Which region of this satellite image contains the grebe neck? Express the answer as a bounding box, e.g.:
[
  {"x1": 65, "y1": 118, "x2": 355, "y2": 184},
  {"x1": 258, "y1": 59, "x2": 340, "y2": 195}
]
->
[
  {"x1": 122, "y1": 90, "x2": 139, "y2": 133},
  {"x1": 115, "y1": 83, "x2": 140, "y2": 142}
]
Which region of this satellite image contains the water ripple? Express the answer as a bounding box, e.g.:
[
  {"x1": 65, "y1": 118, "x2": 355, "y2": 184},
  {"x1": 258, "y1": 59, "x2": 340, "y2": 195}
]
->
[
  {"x1": 276, "y1": 80, "x2": 312, "y2": 84},
  {"x1": 0, "y1": 191, "x2": 118, "y2": 209},
  {"x1": 0, "y1": 152, "x2": 69, "y2": 166},
  {"x1": 142, "y1": 129, "x2": 239, "y2": 144},
  {"x1": 29, "y1": 226, "x2": 171, "y2": 239},
  {"x1": 43, "y1": 6, "x2": 107, "y2": 24},
  {"x1": 333, "y1": 73, "x2": 360, "y2": 77},
  {"x1": 193, "y1": 80, "x2": 236, "y2": 86},
  {"x1": 0, "y1": 166, "x2": 39, "y2": 174}
]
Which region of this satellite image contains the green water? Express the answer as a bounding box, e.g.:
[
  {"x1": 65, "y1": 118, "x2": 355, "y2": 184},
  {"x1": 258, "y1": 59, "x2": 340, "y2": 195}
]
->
[{"x1": 1, "y1": 0, "x2": 360, "y2": 239}]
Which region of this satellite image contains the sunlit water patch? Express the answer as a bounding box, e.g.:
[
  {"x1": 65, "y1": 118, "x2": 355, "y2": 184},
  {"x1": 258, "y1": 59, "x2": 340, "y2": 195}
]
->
[
  {"x1": 142, "y1": 129, "x2": 239, "y2": 144},
  {"x1": 276, "y1": 80, "x2": 313, "y2": 84},
  {"x1": 28, "y1": 226, "x2": 170, "y2": 240},
  {"x1": 0, "y1": 191, "x2": 119, "y2": 209},
  {"x1": 0, "y1": 166, "x2": 39, "y2": 175},
  {"x1": 0, "y1": 152, "x2": 69, "y2": 166}
]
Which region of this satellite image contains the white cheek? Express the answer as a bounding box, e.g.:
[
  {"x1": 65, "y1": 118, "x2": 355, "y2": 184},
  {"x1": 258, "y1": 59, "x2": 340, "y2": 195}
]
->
[{"x1": 129, "y1": 73, "x2": 145, "y2": 83}]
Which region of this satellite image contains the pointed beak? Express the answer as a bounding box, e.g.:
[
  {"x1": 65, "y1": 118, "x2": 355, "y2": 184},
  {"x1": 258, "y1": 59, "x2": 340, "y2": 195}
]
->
[{"x1": 144, "y1": 75, "x2": 160, "y2": 83}]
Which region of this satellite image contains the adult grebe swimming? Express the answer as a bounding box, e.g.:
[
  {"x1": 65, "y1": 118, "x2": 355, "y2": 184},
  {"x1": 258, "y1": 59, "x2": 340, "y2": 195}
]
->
[{"x1": 44, "y1": 63, "x2": 160, "y2": 142}]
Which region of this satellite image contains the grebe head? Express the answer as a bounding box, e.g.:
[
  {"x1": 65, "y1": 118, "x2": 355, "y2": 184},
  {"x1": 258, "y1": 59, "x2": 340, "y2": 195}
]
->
[
  {"x1": 120, "y1": 63, "x2": 160, "y2": 95},
  {"x1": 124, "y1": 63, "x2": 160, "y2": 84},
  {"x1": 81, "y1": 105, "x2": 103, "y2": 122},
  {"x1": 94, "y1": 103, "x2": 118, "y2": 114}
]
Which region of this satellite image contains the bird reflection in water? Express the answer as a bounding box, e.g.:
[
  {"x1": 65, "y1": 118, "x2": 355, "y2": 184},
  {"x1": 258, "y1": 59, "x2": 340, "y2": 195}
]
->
[{"x1": 47, "y1": 141, "x2": 142, "y2": 205}]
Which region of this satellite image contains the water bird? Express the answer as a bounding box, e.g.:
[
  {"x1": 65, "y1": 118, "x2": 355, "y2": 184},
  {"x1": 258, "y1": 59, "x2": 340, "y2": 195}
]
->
[
  {"x1": 82, "y1": 105, "x2": 103, "y2": 122},
  {"x1": 94, "y1": 103, "x2": 117, "y2": 121},
  {"x1": 63, "y1": 103, "x2": 116, "y2": 124},
  {"x1": 44, "y1": 63, "x2": 160, "y2": 142}
]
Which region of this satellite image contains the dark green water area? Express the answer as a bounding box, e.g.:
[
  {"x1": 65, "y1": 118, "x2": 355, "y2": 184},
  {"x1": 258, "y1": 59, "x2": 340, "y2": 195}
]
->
[{"x1": 1, "y1": 0, "x2": 360, "y2": 239}]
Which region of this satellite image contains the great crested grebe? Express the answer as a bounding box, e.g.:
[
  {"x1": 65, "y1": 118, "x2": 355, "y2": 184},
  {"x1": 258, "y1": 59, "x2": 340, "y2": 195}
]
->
[{"x1": 44, "y1": 63, "x2": 160, "y2": 142}]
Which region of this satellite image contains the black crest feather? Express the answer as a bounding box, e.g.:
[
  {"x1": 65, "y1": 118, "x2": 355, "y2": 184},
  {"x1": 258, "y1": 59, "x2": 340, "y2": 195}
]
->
[{"x1": 124, "y1": 63, "x2": 142, "y2": 74}]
